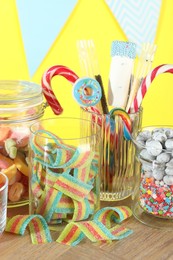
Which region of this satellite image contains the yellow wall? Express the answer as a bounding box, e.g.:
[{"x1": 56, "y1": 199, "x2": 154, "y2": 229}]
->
[{"x1": 0, "y1": 0, "x2": 173, "y2": 126}]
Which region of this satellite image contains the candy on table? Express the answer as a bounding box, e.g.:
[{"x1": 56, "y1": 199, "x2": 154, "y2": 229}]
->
[
  {"x1": 0, "y1": 125, "x2": 30, "y2": 203},
  {"x1": 5, "y1": 214, "x2": 52, "y2": 244},
  {"x1": 5, "y1": 206, "x2": 133, "y2": 245},
  {"x1": 136, "y1": 127, "x2": 173, "y2": 217},
  {"x1": 30, "y1": 129, "x2": 100, "y2": 224}
]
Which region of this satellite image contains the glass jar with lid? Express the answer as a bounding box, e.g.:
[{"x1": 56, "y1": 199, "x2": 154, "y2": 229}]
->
[{"x1": 0, "y1": 80, "x2": 46, "y2": 207}]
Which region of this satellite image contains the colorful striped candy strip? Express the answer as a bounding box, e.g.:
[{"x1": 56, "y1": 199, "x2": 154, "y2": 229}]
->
[
  {"x1": 67, "y1": 198, "x2": 92, "y2": 222},
  {"x1": 93, "y1": 206, "x2": 132, "y2": 227},
  {"x1": 55, "y1": 194, "x2": 74, "y2": 214},
  {"x1": 53, "y1": 171, "x2": 93, "y2": 202},
  {"x1": 36, "y1": 188, "x2": 62, "y2": 222},
  {"x1": 5, "y1": 215, "x2": 52, "y2": 244},
  {"x1": 56, "y1": 216, "x2": 132, "y2": 246},
  {"x1": 73, "y1": 166, "x2": 90, "y2": 182}
]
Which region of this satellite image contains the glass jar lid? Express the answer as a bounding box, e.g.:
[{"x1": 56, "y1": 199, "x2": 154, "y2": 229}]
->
[{"x1": 0, "y1": 80, "x2": 45, "y2": 122}]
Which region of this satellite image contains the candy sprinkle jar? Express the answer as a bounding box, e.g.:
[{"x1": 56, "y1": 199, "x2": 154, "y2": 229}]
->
[
  {"x1": 0, "y1": 80, "x2": 45, "y2": 208},
  {"x1": 132, "y1": 126, "x2": 173, "y2": 230}
]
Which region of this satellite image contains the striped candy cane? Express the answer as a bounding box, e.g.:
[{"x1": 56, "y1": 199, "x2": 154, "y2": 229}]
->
[
  {"x1": 41, "y1": 65, "x2": 79, "y2": 115},
  {"x1": 41, "y1": 65, "x2": 102, "y2": 115},
  {"x1": 131, "y1": 64, "x2": 173, "y2": 113}
]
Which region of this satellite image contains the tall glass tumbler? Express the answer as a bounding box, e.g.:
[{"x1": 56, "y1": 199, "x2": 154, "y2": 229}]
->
[
  {"x1": 81, "y1": 108, "x2": 142, "y2": 201},
  {"x1": 29, "y1": 117, "x2": 101, "y2": 225},
  {"x1": 0, "y1": 172, "x2": 8, "y2": 235}
]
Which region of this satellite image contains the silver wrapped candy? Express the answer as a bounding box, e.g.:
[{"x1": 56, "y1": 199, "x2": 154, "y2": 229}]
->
[
  {"x1": 165, "y1": 167, "x2": 173, "y2": 176},
  {"x1": 140, "y1": 149, "x2": 156, "y2": 161},
  {"x1": 165, "y1": 139, "x2": 173, "y2": 150},
  {"x1": 146, "y1": 139, "x2": 162, "y2": 156},
  {"x1": 152, "y1": 132, "x2": 167, "y2": 143},
  {"x1": 163, "y1": 175, "x2": 173, "y2": 185},
  {"x1": 152, "y1": 169, "x2": 165, "y2": 181},
  {"x1": 157, "y1": 152, "x2": 171, "y2": 163}
]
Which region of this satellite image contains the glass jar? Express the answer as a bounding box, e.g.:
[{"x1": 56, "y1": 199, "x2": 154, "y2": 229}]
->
[
  {"x1": 132, "y1": 125, "x2": 173, "y2": 229},
  {"x1": 0, "y1": 80, "x2": 45, "y2": 207},
  {"x1": 81, "y1": 107, "x2": 142, "y2": 201},
  {"x1": 29, "y1": 117, "x2": 101, "y2": 225}
]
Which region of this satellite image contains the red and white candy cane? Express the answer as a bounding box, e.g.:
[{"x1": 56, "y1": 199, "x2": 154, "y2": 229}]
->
[
  {"x1": 41, "y1": 65, "x2": 102, "y2": 115},
  {"x1": 41, "y1": 65, "x2": 79, "y2": 115},
  {"x1": 130, "y1": 64, "x2": 173, "y2": 113}
]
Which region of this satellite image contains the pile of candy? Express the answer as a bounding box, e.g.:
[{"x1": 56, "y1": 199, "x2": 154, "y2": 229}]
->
[
  {"x1": 30, "y1": 129, "x2": 100, "y2": 224},
  {"x1": 0, "y1": 126, "x2": 29, "y2": 204},
  {"x1": 136, "y1": 127, "x2": 173, "y2": 217},
  {"x1": 5, "y1": 206, "x2": 133, "y2": 245}
]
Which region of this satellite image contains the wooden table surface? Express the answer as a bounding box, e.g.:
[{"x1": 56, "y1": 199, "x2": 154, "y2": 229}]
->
[{"x1": 1, "y1": 200, "x2": 173, "y2": 260}]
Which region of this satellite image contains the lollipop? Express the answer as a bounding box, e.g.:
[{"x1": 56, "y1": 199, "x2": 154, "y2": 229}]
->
[
  {"x1": 130, "y1": 64, "x2": 173, "y2": 113},
  {"x1": 41, "y1": 65, "x2": 102, "y2": 115},
  {"x1": 109, "y1": 108, "x2": 132, "y2": 140}
]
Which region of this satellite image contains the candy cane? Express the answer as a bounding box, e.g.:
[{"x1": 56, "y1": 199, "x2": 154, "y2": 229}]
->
[
  {"x1": 131, "y1": 64, "x2": 173, "y2": 113},
  {"x1": 41, "y1": 65, "x2": 79, "y2": 115},
  {"x1": 41, "y1": 65, "x2": 102, "y2": 115}
]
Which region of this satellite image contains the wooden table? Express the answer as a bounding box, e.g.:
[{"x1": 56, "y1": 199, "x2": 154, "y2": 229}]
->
[{"x1": 1, "y1": 200, "x2": 173, "y2": 260}]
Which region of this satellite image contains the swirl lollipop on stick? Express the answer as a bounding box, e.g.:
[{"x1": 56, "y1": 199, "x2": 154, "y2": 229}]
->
[{"x1": 41, "y1": 65, "x2": 102, "y2": 115}]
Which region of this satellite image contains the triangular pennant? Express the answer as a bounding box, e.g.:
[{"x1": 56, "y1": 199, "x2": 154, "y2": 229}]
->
[
  {"x1": 105, "y1": 0, "x2": 162, "y2": 53},
  {"x1": 16, "y1": 0, "x2": 77, "y2": 77}
]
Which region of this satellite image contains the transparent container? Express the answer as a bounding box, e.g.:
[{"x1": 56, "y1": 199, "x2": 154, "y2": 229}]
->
[
  {"x1": 132, "y1": 126, "x2": 173, "y2": 230},
  {"x1": 29, "y1": 117, "x2": 101, "y2": 225},
  {"x1": 0, "y1": 172, "x2": 8, "y2": 235},
  {"x1": 0, "y1": 80, "x2": 45, "y2": 208},
  {"x1": 81, "y1": 107, "x2": 142, "y2": 201}
]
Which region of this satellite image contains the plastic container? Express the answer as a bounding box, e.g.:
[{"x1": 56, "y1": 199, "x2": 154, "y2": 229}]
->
[
  {"x1": 0, "y1": 80, "x2": 45, "y2": 207},
  {"x1": 132, "y1": 126, "x2": 173, "y2": 230},
  {"x1": 29, "y1": 117, "x2": 101, "y2": 225}
]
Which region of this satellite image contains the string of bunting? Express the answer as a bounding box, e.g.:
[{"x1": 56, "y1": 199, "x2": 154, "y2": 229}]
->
[{"x1": 5, "y1": 206, "x2": 133, "y2": 246}]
